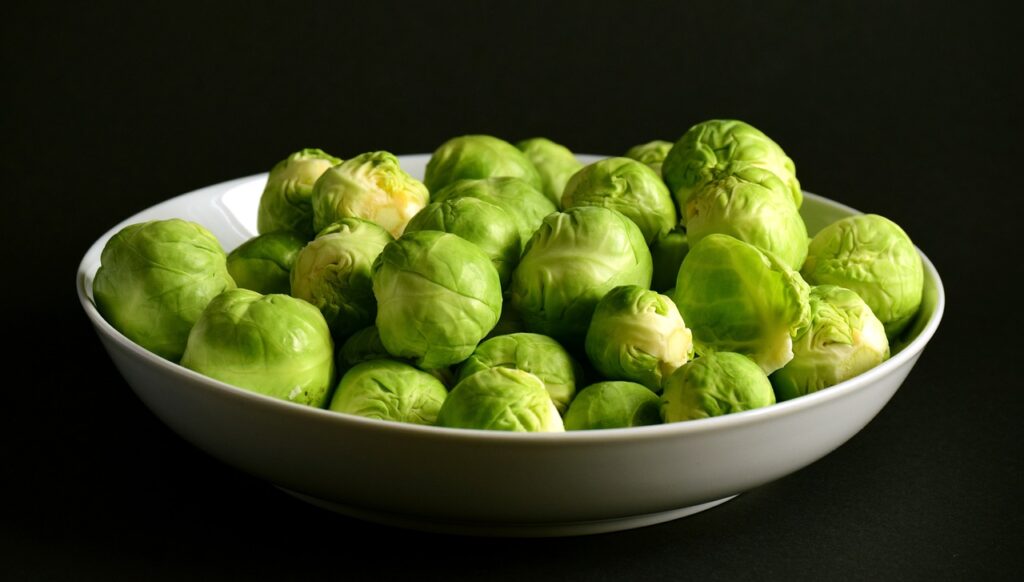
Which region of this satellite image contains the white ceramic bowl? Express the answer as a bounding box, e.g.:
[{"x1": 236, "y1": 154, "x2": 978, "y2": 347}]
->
[{"x1": 77, "y1": 154, "x2": 944, "y2": 537}]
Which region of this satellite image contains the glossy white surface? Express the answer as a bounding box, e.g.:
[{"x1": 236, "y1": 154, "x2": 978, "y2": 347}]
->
[{"x1": 77, "y1": 154, "x2": 945, "y2": 536}]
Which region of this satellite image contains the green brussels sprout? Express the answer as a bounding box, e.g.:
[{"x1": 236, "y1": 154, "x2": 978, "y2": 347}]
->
[
  {"x1": 771, "y1": 285, "x2": 890, "y2": 400},
  {"x1": 94, "y1": 219, "x2": 235, "y2": 361},
  {"x1": 338, "y1": 326, "x2": 455, "y2": 387},
  {"x1": 338, "y1": 325, "x2": 391, "y2": 368},
  {"x1": 436, "y1": 367, "x2": 564, "y2": 432},
  {"x1": 684, "y1": 170, "x2": 808, "y2": 270},
  {"x1": 226, "y1": 231, "x2": 306, "y2": 295},
  {"x1": 180, "y1": 289, "x2": 335, "y2": 407},
  {"x1": 802, "y1": 214, "x2": 924, "y2": 338},
  {"x1": 510, "y1": 206, "x2": 653, "y2": 344},
  {"x1": 432, "y1": 177, "x2": 556, "y2": 251},
  {"x1": 673, "y1": 234, "x2": 810, "y2": 374},
  {"x1": 328, "y1": 360, "x2": 448, "y2": 425},
  {"x1": 661, "y1": 352, "x2": 775, "y2": 422},
  {"x1": 662, "y1": 119, "x2": 801, "y2": 217},
  {"x1": 372, "y1": 230, "x2": 502, "y2": 369},
  {"x1": 561, "y1": 157, "x2": 677, "y2": 244},
  {"x1": 424, "y1": 135, "x2": 543, "y2": 194},
  {"x1": 290, "y1": 218, "x2": 393, "y2": 340},
  {"x1": 257, "y1": 148, "x2": 341, "y2": 239},
  {"x1": 456, "y1": 332, "x2": 579, "y2": 414},
  {"x1": 311, "y1": 151, "x2": 429, "y2": 237},
  {"x1": 585, "y1": 285, "x2": 693, "y2": 392},
  {"x1": 650, "y1": 228, "x2": 689, "y2": 293},
  {"x1": 404, "y1": 197, "x2": 521, "y2": 288},
  {"x1": 563, "y1": 381, "x2": 663, "y2": 430},
  {"x1": 624, "y1": 140, "x2": 673, "y2": 177},
  {"x1": 514, "y1": 137, "x2": 583, "y2": 206}
]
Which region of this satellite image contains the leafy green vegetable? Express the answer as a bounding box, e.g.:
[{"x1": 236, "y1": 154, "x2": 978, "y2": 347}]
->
[
  {"x1": 663, "y1": 119, "x2": 801, "y2": 216},
  {"x1": 585, "y1": 285, "x2": 693, "y2": 392},
  {"x1": 425, "y1": 135, "x2": 542, "y2": 194},
  {"x1": 561, "y1": 157, "x2": 677, "y2": 244},
  {"x1": 515, "y1": 137, "x2": 582, "y2": 206},
  {"x1": 802, "y1": 214, "x2": 923, "y2": 338},
  {"x1": 771, "y1": 285, "x2": 890, "y2": 400},
  {"x1": 181, "y1": 289, "x2": 335, "y2": 407},
  {"x1": 329, "y1": 360, "x2": 448, "y2": 425},
  {"x1": 437, "y1": 367, "x2": 564, "y2": 432},
  {"x1": 672, "y1": 234, "x2": 810, "y2": 374},
  {"x1": 662, "y1": 352, "x2": 775, "y2": 421},
  {"x1": 312, "y1": 151, "x2": 428, "y2": 237},
  {"x1": 510, "y1": 206, "x2": 653, "y2": 344},
  {"x1": 257, "y1": 148, "x2": 341, "y2": 239},
  {"x1": 94, "y1": 219, "x2": 235, "y2": 361},
  {"x1": 564, "y1": 381, "x2": 662, "y2": 430},
  {"x1": 373, "y1": 230, "x2": 502, "y2": 369}
]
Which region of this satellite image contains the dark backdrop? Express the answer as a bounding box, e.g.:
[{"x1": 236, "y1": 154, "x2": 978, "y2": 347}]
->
[{"x1": 3, "y1": 2, "x2": 1021, "y2": 580}]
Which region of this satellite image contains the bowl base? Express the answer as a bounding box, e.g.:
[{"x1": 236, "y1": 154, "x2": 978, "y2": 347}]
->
[{"x1": 278, "y1": 488, "x2": 738, "y2": 537}]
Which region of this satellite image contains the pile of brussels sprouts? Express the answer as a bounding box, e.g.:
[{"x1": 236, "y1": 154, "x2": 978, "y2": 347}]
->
[{"x1": 94, "y1": 120, "x2": 924, "y2": 432}]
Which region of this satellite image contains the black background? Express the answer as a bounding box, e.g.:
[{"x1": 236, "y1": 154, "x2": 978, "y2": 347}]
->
[{"x1": 3, "y1": 1, "x2": 1022, "y2": 580}]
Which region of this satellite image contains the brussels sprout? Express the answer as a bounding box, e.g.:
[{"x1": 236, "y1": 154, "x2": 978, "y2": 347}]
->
[
  {"x1": 338, "y1": 325, "x2": 391, "y2": 368},
  {"x1": 436, "y1": 367, "x2": 564, "y2": 432},
  {"x1": 662, "y1": 119, "x2": 801, "y2": 217},
  {"x1": 94, "y1": 219, "x2": 235, "y2": 361},
  {"x1": 432, "y1": 177, "x2": 556, "y2": 250},
  {"x1": 180, "y1": 289, "x2": 335, "y2": 406},
  {"x1": 257, "y1": 148, "x2": 341, "y2": 239},
  {"x1": 561, "y1": 157, "x2": 677, "y2": 244},
  {"x1": 510, "y1": 206, "x2": 653, "y2": 344},
  {"x1": 456, "y1": 332, "x2": 579, "y2": 414},
  {"x1": 373, "y1": 230, "x2": 502, "y2": 369},
  {"x1": 585, "y1": 285, "x2": 693, "y2": 392},
  {"x1": 338, "y1": 326, "x2": 455, "y2": 387},
  {"x1": 802, "y1": 214, "x2": 923, "y2": 338},
  {"x1": 624, "y1": 140, "x2": 673, "y2": 177},
  {"x1": 673, "y1": 234, "x2": 810, "y2": 374},
  {"x1": 290, "y1": 218, "x2": 393, "y2": 340},
  {"x1": 328, "y1": 360, "x2": 448, "y2": 425},
  {"x1": 404, "y1": 197, "x2": 521, "y2": 288},
  {"x1": 661, "y1": 352, "x2": 775, "y2": 422},
  {"x1": 226, "y1": 231, "x2": 306, "y2": 295},
  {"x1": 563, "y1": 381, "x2": 662, "y2": 430},
  {"x1": 514, "y1": 137, "x2": 583, "y2": 206},
  {"x1": 684, "y1": 170, "x2": 808, "y2": 270},
  {"x1": 771, "y1": 285, "x2": 890, "y2": 400},
  {"x1": 424, "y1": 135, "x2": 543, "y2": 194},
  {"x1": 650, "y1": 228, "x2": 689, "y2": 293},
  {"x1": 311, "y1": 151, "x2": 429, "y2": 237}
]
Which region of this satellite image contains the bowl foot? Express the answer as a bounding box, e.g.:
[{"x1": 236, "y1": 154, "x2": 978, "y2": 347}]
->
[{"x1": 278, "y1": 488, "x2": 738, "y2": 537}]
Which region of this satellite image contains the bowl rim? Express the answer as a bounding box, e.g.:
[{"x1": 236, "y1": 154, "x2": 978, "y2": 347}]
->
[{"x1": 77, "y1": 161, "x2": 945, "y2": 446}]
